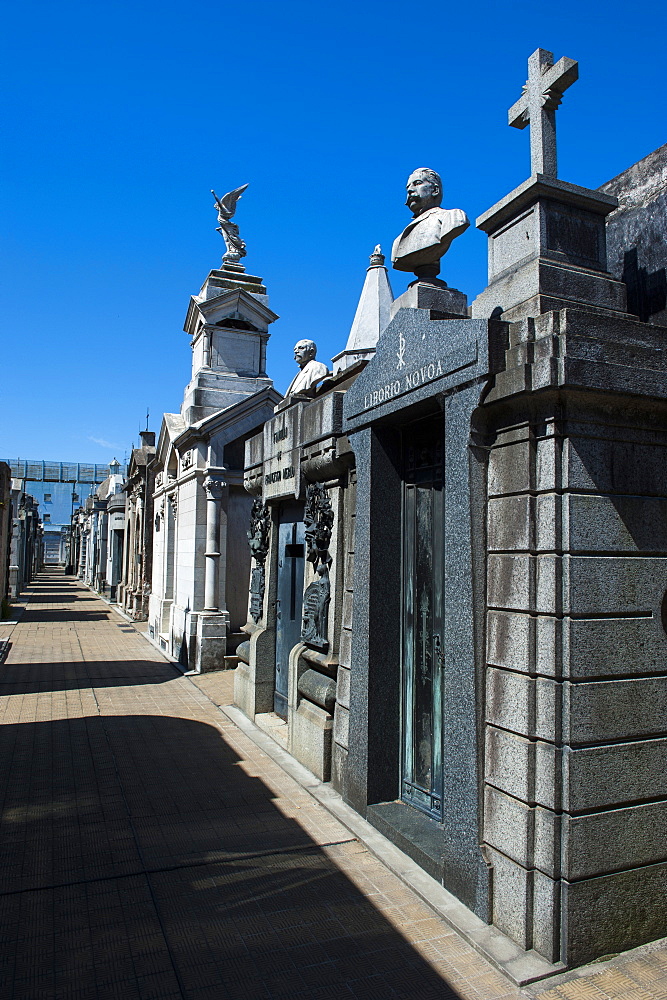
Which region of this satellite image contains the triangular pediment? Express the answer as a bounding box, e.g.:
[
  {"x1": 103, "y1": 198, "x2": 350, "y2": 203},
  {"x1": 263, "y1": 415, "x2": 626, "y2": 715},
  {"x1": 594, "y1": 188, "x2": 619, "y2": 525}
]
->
[
  {"x1": 184, "y1": 288, "x2": 279, "y2": 337},
  {"x1": 155, "y1": 413, "x2": 186, "y2": 469}
]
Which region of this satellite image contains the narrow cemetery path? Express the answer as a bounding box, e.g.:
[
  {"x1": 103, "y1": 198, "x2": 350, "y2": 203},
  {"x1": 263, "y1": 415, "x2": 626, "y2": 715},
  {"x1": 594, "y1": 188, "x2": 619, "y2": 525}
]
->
[{"x1": 0, "y1": 574, "x2": 666, "y2": 1000}]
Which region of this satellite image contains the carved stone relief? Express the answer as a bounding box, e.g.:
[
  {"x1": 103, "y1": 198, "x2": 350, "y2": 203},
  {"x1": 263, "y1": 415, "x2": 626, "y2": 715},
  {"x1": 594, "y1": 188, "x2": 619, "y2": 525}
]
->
[
  {"x1": 301, "y1": 483, "x2": 334, "y2": 650},
  {"x1": 247, "y1": 499, "x2": 271, "y2": 624}
]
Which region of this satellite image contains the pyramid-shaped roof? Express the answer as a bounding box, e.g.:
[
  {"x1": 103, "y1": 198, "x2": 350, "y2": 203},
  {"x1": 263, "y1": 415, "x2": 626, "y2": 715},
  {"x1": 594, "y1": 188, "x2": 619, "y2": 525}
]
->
[{"x1": 332, "y1": 246, "x2": 394, "y2": 374}]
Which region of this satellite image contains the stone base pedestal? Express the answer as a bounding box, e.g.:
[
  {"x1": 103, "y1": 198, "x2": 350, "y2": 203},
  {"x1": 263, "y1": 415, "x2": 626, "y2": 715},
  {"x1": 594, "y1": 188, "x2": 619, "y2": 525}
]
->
[
  {"x1": 471, "y1": 255, "x2": 627, "y2": 323},
  {"x1": 148, "y1": 595, "x2": 172, "y2": 643},
  {"x1": 471, "y1": 174, "x2": 627, "y2": 323},
  {"x1": 233, "y1": 626, "x2": 275, "y2": 718},
  {"x1": 288, "y1": 700, "x2": 333, "y2": 781},
  {"x1": 391, "y1": 280, "x2": 468, "y2": 320},
  {"x1": 285, "y1": 645, "x2": 336, "y2": 781},
  {"x1": 194, "y1": 612, "x2": 229, "y2": 673}
]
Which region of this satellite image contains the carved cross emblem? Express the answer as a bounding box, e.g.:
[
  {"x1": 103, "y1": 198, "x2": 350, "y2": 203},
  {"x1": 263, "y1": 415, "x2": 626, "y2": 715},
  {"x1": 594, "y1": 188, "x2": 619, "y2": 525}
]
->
[
  {"x1": 508, "y1": 48, "x2": 578, "y2": 178},
  {"x1": 397, "y1": 330, "x2": 406, "y2": 370}
]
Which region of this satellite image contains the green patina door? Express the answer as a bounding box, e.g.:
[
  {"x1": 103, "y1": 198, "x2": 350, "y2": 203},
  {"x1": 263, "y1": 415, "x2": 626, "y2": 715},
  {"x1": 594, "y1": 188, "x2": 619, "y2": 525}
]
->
[
  {"x1": 401, "y1": 417, "x2": 445, "y2": 821},
  {"x1": 275, "y1": 503, "x2": 305, "y2": 719}
]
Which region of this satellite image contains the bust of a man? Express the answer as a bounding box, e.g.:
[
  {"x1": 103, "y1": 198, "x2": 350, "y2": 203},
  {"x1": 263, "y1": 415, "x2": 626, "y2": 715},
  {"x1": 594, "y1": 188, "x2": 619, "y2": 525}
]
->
[
  {"x1": 391, "y1": 168, "x2": 469, "y2": 280},
  {"x1": 285, "y1": 340, "x2": 329, "y2": 397}
]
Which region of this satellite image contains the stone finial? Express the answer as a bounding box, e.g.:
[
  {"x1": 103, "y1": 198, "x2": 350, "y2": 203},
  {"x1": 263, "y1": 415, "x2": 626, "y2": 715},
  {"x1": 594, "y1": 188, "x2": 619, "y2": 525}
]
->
[
  {"x1": 508, "y1": 48, "x2": 578, "y2": 178},
  {"x1": 211, "y1": 184, "x2": 249, "y2": 269},
  {"x1": 369, "y1": 245, "x2": 385, "y2": 267}
]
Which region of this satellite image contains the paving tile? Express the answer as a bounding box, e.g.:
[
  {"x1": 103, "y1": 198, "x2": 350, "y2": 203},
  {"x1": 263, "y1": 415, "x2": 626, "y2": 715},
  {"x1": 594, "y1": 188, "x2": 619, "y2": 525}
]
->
[{"x1": 2, "y1": 573, "x2": 667, "y2": 1000}]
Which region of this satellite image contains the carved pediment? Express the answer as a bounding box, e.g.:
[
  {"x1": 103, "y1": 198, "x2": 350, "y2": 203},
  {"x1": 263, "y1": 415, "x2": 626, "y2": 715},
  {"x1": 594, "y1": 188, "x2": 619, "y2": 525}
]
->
[
  {"x1": 184, "y1": 288, "x2": 278, "y2": 337},
  {"x1": 215, "y1": 316, "x2": 260, "y2": 332}
]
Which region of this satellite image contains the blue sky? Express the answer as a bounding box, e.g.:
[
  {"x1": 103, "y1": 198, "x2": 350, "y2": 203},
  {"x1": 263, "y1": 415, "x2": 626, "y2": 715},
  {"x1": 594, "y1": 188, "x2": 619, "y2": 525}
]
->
[{"x1": 2, "y1": 0, "x2": 665, "y2": 465}]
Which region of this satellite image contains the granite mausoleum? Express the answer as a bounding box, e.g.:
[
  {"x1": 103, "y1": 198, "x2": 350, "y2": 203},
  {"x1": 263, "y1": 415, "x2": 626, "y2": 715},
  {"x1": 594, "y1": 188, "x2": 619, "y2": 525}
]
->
[
  {"x1": 237, "y1": 50, "x2": 667, "y2": 980},
  {"x1": 236, "y1": 245, "x2": 394, "y2": 775},
  {"x1": 118, "y1": 430, "x2": 157, "y2": 620},
  {"x1": 72, "y1": 460, "x2": 126, "y2": 598}
]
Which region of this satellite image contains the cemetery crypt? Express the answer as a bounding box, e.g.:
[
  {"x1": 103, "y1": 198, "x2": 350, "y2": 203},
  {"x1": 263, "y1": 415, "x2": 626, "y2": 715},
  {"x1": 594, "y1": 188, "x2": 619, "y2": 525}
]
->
[{"x1": 236, "y1": 48, "x2": 667, "y2": 980}]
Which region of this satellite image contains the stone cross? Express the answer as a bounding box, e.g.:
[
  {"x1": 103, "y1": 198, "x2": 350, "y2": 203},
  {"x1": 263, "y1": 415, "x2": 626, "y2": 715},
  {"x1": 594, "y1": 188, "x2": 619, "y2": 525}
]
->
[{"x1": 508, "y1": 48, "x2": 578, "y2": 178}]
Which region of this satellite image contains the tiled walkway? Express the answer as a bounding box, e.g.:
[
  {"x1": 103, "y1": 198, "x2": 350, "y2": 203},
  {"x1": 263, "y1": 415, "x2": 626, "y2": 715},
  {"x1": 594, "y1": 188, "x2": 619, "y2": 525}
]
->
[{"x1": 1, "y1": 573, "x2": 666, "y2": 1000}]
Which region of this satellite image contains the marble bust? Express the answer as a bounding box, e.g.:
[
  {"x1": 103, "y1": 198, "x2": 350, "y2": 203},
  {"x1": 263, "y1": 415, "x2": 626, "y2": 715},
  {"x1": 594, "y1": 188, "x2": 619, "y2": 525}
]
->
[
  {"x1": 391, "y1": 168, "x2": 469, "y2": 279},
  {"x1": 285, "y1": 340, "x2": 329, "y2": 397}
]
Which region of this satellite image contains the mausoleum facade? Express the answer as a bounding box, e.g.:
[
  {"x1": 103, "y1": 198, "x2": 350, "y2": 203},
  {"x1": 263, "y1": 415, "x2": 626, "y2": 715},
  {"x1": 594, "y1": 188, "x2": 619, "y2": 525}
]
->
[
  {"x1": 236, "y1": 51, "x2": 667, "y2": 980},
  {"x1": 148, "y1": 192, "x2": 281, "y2": 671}
]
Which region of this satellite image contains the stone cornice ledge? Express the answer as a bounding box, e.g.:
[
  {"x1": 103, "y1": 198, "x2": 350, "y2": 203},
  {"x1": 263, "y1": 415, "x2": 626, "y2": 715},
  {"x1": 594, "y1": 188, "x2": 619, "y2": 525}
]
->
[{"x1": 477, "y1": 174, "x2": 618, "y2": 233}]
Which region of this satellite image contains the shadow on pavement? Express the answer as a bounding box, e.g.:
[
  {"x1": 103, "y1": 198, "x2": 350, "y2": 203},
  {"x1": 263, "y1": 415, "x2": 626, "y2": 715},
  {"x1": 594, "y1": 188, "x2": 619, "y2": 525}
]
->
[
  {"x1": 0, "y1": 659, "x2": 179, "y2": 694},
  {"x1": 0, "y1": 713, "x2": 463, "y2": 1000},
  {"x1": 18, "y1": 608, "x2": 117, "y2": 622}
]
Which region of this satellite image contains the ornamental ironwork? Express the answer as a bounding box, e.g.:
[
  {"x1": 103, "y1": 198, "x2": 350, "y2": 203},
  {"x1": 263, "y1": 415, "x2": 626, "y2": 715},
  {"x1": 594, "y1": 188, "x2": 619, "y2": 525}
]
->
[
  {"x1": 247, "y1": 499, "x2": 271, "y2": 624},
  {"x1": 301, "y1": 483, "x2": 334, "y2": 650}
]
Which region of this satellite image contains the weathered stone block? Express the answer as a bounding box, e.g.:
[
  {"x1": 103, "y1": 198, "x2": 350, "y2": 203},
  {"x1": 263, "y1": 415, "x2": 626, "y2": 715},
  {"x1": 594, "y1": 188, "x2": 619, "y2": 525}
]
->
[
  {"x1": 487, "y1": 610, "x2": 532, "y2": 672},
  {"x1": 565, "y1": 676, "x2": 667, "y2": 743},
  {"x1": 485, "y1": 726, "x2": 558, "y2": 808},
  {"x1": 487, "y1": 846, "x2": 532, "y2": 949},
  {"x1": 532, "y1": 869, "x2": 560, "y2": 963},
  {"x1": 488, "y1": 438, "x2": 531, "y2": 496},
  {"x1": 488, "y1": 495, "x2": 531, "y2": 551},
  {"x1": 564, "y1": 800, "x2": 667, "y2": 879},
  {"x1": 536, "y1": 436, "x2": 559, "y2": 494},
  {"x1": 338, "y1": 628, "x2": 352, "y2": 669},
  {"x1": 486, "y1": 667, "x2": 558, "y2": 741},
  {"x1": 301, "y1": 392, "x2": 344, "y2": 446},
  {"x1": 565, "y1": 436, "x2": 667, "y2": 495},
  {"x1": 566, "y1": 615, "x2": 667, "y2": 678},
  {"x1": 336, "y1": 664, "x2": 350, "y2": 709},
  {"x1": 289, "y1": 699, "x2": 333, "y2": 781},
  {"x1": 565, "y1": 739, "x2": 667, "y2": 811},
  {"x1": 562, "y1": 861, "x2": 667, "y2": 967},
  {"x1": 488, "y1": 554, "x2": 532, "y2": 609},
  {"x1": 564, "y1": 494, "x2": 667, "y2": 552},
  {"x1": 535, "y1": 555, "x2": 558, "y2": 613},
  {"x1": 484, "y1": 786, "x2": 559, "y2": 876},
  {"x1": 333, "y1": 703, "x2": 349, "y2": 749}
]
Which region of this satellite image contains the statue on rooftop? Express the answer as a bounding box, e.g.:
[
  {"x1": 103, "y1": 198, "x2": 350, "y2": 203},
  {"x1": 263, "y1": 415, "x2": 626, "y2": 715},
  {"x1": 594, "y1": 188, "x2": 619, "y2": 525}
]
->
[
  {"x1": 285, "y1": 340, "x2": 329, "y2": 397},
  {"x1": 391, "y1": 168, "x2": 469, "y2": 282},
  {"x1": 212, "y1": 183, "x2": 249, "y2": 266}
]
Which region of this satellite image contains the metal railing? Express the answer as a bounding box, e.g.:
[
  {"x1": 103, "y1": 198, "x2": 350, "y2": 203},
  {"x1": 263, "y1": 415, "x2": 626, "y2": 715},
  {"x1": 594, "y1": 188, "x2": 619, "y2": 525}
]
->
[{"x1": 0, "y1": 459, "x2": 127, "y2": 483}]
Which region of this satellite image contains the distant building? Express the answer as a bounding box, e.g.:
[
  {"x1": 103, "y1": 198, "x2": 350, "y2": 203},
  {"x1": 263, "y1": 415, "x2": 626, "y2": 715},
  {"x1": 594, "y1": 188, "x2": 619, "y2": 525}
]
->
[{"x1": 0, "y1": 459, "x2": 126, "y2": 567}]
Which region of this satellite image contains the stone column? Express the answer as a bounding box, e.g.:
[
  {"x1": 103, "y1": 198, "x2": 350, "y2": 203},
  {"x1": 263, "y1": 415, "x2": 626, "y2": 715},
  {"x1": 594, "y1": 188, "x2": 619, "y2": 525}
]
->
[{"x1": 203, "y1": 476, "x2": 226, "y2": 612}]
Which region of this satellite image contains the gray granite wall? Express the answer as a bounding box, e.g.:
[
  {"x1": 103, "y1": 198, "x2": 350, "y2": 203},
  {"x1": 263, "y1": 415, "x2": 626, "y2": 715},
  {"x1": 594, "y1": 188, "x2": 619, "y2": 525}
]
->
[
  {"x1": 600, "y1": 144, "x2": 667, "y2": 326},
  {"x1": 482, "y1": 306, "x2": 667, "y2": 966},
  {"x1": 331, "y1": 471, "x2": 356, "y2": 798}
]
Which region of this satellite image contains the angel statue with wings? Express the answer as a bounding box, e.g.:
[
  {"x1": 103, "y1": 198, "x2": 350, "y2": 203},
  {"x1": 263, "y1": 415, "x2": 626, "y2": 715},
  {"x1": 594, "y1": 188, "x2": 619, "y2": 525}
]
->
[{"x1": 211, "y1": 183, "x2": 249, "y2": 266}]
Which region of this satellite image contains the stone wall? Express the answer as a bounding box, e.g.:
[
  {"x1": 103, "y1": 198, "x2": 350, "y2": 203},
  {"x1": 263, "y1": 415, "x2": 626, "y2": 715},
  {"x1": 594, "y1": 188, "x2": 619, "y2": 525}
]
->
[{"x1": 601, "y1": 144, "x2": 667, "y2": 326}]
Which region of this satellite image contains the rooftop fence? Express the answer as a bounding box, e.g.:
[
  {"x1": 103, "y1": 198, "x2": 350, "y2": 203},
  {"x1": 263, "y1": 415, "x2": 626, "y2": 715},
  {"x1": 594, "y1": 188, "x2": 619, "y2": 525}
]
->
[{"x1": 1, "y1": 459, "x2": 127, "y2": 483}]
